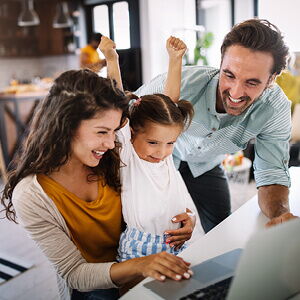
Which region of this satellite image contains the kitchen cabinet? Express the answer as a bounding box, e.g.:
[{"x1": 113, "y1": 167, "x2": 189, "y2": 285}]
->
[
  {"x1": 0, "y1": 1, "x2": 39, "y2": 56},
  {"x1": 0, "y1": 0, "x2": 78, "y2": 57}
]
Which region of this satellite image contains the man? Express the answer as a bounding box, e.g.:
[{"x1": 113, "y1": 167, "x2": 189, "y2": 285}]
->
[
  {"x1": 136, "y1": 19, "x2": 298, "y2": 233},
  {"x1": 80, "y1": 33, "x2": 106, "y2": 73}
]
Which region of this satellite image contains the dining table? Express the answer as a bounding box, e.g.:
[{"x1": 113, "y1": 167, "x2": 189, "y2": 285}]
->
[{"x1": 0, "y1": 91, "x2": 48, "y2": 168}]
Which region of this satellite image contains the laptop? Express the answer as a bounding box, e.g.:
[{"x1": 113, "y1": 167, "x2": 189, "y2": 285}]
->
[{"x1": 144, "y1": 218, "x2": 300, "y2": 300}]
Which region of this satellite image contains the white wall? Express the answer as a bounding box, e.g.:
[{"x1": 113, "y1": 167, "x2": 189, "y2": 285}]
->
[
  {"x1": 139, "y1": 0, "x2": 196, "y2": 83},
  {"x1": 204, "y1": 0, "x2": 232, "y2": 68},
  {"x1": 203, "y1": 0, "x2": 255, "y2": 68},
  {"x1": 234, "y1": 0, "x2": 254, "y2": 24},
  {"x1": 139, "y1": 0, "x2": 234, "y2": 81},
  {"x1": 258, "y1": 0, "x2": 300, "y2": 52},
  {"x1": 0, "y1": 55, "x2": 79, "y2": 89}
]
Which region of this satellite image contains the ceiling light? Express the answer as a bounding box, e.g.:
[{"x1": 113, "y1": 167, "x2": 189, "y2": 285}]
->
[
  {"x1": 53, "y1": 2, "x2": 73, "y2": 28},
  {"x1": 18, "y1": 0, "x2": 40, "y2": 27}
]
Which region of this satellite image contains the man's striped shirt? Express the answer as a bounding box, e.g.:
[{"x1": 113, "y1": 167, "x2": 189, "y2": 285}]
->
[{"x1": 135, "y1": 66, "x2": 291, "y2": 188}]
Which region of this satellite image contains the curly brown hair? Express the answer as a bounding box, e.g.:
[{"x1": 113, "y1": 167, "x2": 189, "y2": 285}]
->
[{"x1": 1, "y1": 69, "x2": 129, "y2": 222}]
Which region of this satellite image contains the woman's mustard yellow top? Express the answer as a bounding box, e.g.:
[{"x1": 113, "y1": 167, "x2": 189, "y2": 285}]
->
[{"x1": 37, "y1": 174, "x2": 122, "y2": 263}]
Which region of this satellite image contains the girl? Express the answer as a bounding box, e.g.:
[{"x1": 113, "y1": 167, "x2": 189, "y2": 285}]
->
[
  {"x1": 100, "y1": 36, "x2": 204, "y2": 262},
  {"x1": 1, "y1": 70, "x2": 194, "y2": 300}
]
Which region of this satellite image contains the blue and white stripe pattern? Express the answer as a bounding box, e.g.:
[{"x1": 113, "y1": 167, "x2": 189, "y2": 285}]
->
[
  {"x1": 135, "y1": 66, "x2": 291, "y2": 188},
  {"x1": 117, "y1": 227, "x2": 186, "y2": 262}
]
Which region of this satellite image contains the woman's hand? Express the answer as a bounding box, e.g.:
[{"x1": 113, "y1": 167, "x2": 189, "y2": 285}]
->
[
  {"x1": 110, "y1": 252, "x2": 193, "y2": 286},
  {"x1": 134, "y1": 252, "x2": 193, "y2": 281},
  {"x1": 99, "y1": 36, "x2": 118, "y2": 61},
  {"x1": 165, "y1": 208, "x2": 196, "y2": 249},
  {"x1": 166, "y1": 36, "x2": 187, "y2": 60}
]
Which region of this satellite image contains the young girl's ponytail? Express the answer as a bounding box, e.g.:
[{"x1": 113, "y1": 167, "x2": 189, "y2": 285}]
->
[{"x1": 177, "y1": 100, "x2": 194, "y2": 131}]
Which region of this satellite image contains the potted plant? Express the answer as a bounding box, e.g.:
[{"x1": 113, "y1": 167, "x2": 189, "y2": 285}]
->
[{"x1": 193, "y1": 31, "x2": 214, "y2": 66}]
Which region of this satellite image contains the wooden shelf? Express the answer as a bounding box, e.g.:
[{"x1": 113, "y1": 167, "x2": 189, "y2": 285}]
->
[{"x1": 0, "y1": 0, "x2": 78, "y2": 57}]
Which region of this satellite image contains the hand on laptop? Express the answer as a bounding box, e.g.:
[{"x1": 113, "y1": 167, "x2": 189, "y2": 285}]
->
[
  {"x1": 164, "y1": 209, "x2": 196, "y2": 249},
  {"x1": 133, "y1": 251, "x2": 193, "y2": 282},
  {"x1": 265, "y1": 212, "x2": 298, "y2": 227}
]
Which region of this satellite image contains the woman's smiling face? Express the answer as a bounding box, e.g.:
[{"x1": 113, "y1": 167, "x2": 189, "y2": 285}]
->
[{"x1": 70, "y1": 109, "x2": 123, "y2": 167}]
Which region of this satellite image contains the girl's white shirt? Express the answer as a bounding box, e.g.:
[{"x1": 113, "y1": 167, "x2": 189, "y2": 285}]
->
[{"x1": 117, "y1": 121, "x2": 204, "y2": 240}]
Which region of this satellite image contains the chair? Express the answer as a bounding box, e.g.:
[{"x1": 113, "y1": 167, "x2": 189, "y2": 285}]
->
[{"x1": 0, "y1": 141, "x2": 7, "y2": 183}]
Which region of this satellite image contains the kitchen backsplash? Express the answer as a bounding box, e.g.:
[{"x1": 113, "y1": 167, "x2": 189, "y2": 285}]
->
[{"x1": 0, "y1": 54, "x2": 79, "y2": 89}]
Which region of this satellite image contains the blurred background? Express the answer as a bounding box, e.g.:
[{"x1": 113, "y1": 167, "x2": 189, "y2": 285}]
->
[
  {"x1": 0, "y1": 1, "x2": 300, "y2": 298},
  {"x1": 0, "y1": 0, "x2": 299, "y2": 91},
  {"x1": 0, "y1": 0, "x2": 300, "y2": 188}
]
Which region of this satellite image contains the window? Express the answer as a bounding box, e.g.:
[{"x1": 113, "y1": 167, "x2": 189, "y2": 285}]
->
[
  {"x1": 113, "y1": 1, "x2": 130, "y2": 49},
  {"x1": 90, "y1": 1, "x2": 131, "y2": 49},
  {"x1": 84, "y1": 0, "x2": 142, "y2": 90},
  {"x1": 92, "y1": 5, "x2": 110, "y2": 37}
]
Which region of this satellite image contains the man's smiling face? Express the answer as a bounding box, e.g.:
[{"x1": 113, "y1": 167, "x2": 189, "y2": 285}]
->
[{"x1": 217, "y1": 45, "x2": 275, "y2": 116}]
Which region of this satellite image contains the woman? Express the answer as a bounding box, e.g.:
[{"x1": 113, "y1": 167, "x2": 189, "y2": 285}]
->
[{"x1": 1, "y1": 69, "x2": 193, "y2": 300}]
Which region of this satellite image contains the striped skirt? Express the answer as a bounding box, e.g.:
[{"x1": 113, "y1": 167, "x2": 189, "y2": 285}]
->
[{"x1": 117, "y1": 227, "x2": 186, "y2": 262}]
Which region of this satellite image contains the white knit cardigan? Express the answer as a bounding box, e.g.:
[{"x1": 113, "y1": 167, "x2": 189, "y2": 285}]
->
[{"x1": 12, "y1": 175, "x2": 117, "y2": 299}]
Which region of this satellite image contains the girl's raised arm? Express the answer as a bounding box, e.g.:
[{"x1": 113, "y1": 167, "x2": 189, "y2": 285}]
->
[
  {"x1": 99, "y1": 36, "x2": 124, "y2": 91},
  {"x1": 164, "y1": 37, "x2": 187, "y2": 102}
]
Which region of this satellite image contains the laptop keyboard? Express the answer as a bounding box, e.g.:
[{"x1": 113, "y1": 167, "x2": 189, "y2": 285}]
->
[{"x1": 179, "y1": 276, "x2": 233, "y2": 300}]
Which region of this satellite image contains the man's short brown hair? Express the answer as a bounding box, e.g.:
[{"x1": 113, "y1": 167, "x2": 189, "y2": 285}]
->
[{"x1": 221, "y1": 19, "x2": 289, "y2": 75}]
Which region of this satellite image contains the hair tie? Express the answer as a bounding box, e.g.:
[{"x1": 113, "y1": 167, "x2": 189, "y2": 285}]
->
[{"x1": 129, "y1": 97, "x2": 142, "y2": 107}]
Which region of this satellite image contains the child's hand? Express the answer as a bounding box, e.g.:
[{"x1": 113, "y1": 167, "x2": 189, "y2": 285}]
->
[
  {"x1": 99, "y1": 36, "x2": 118, "y2": 61},
  {"x1": 166, "y1": 36, "x2": 187, "y2": 59}
]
